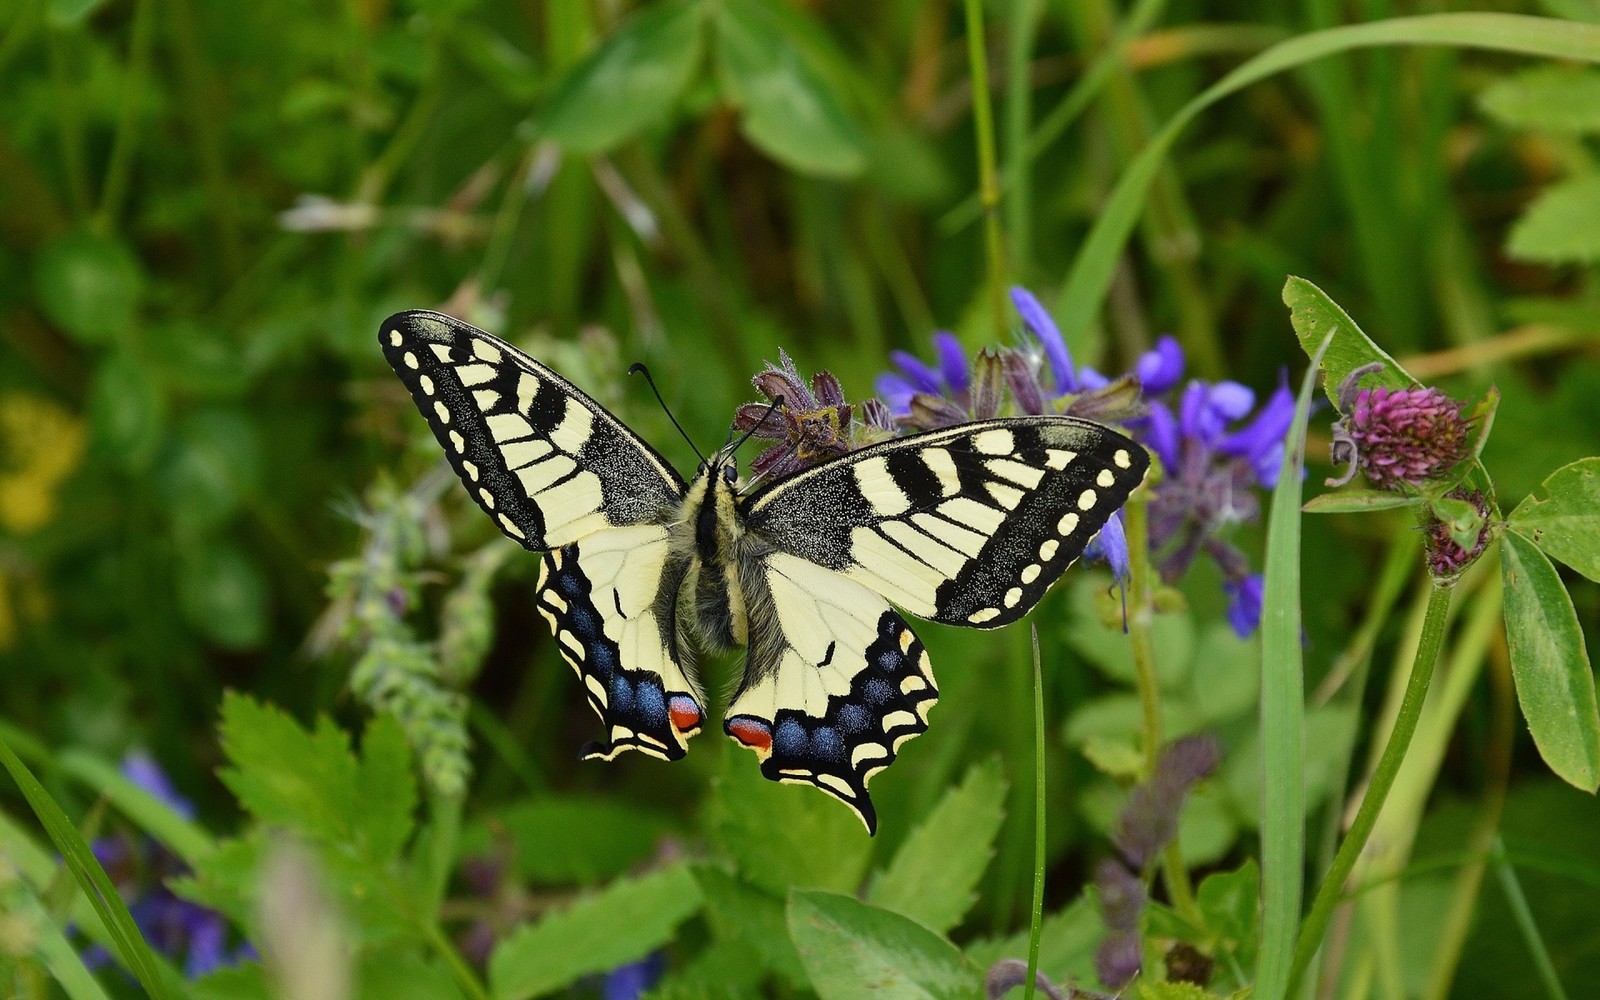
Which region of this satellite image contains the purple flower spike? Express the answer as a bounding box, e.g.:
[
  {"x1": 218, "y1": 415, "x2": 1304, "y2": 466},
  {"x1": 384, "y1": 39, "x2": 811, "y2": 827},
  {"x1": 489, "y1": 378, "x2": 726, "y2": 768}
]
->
[
  {"x1": 1136, "y1": 336, "x2": 1185, "y2": 394},
  {"x1": 1143, "y1": 402, "x2": 1180, "y2": 471},
  {"x1": 932, "y1": 332, "x2": 969, "y2": 393},
  {"x1": 890, "y1": 350, "x2": 942, "y2": 395},
  {"x1": 1010, "y1": 286, "x2": 1076, "y2": 394},
  {"x1": 1223, "y1": 574, "x2": 1265, "y2": 638},
  {"x1": 1085, "y1": 512, "x2": 1130, "y2": 582},
  {"x1": 122, "y1": 750, "x2": 195, "y2": 821},
  {"x1": 1220, "y1": 377, "x2": 1296, "y2": 487},
  {"x1": 875, "y1": 372, "x2": 914, "y2": 415}
]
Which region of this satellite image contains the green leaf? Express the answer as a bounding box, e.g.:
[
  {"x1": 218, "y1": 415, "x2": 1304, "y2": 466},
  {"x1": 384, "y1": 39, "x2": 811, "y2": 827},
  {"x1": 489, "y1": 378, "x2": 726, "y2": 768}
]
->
[
  {"x1": 1283, "y1": 276, "x2": 1414, "y2": 410},
  {"x1": 537, "y1": 0, "x2": 705, "y2": 153},
  {"x1": 354, "y1": 713, "x2": 417, "y2": 863},
  {"x1": 467, "y1": 796, "x2": 675, "y2": 885},
  {"x1": 1508, "y1": 174, "x2": 1600, "y2": 264},
  {"x1": 1057, "y1": 13, "x2": 1600, "y2": 352},
  {"x1": 1479, "y1": 65, "x2": 1600, "y2": 132},
  {"x1": 787, "y1": 891, "x2": 979, "y2": 1000},
  {"x1": 488, "y1": 863, "x2": 701, "y2": 1000},
  {"x1": 867, "y1": 759, "x2": 1007, "y2": 934},
  {"x1": 32, "y1": 228, "x2": 143, "y2": 344},
  {"x1": 1430, "y1": 494, "x2": 1486, "y2": 551},
  {"x1": 188, "y1": 962, "x2": 274, "y2": 1000},
  {"x1": 0, "y1": 732, "x2": 181, "y2": 1000},
  {"x1": 9, "y1": 885, "x2": 116, "y2": 1000},
  {"x1": 694, "y1": 864, "x2": 808, "y2": 988},
  {"x1": 1196, "y1": 860, "x2": 1260, "y2": 971},
  {"x1": 46, "y1": 0, "x2": 112, "y2": 26},
  {"x1": 217, "y1": 694, "x2": 414, "y2": 860},
  {"x1": 961, "y1": 896, "x2": 1102, "y2": 984},
  {"x1": 1500, "y1": 530, "x2": 1600, "y2": 790},
  {"x1": 88, "y1": 352, "x2": 166, "y2": 473},
  {"x1": 1509, "y1": 457, "x2": 1600, "y2": 581},
  {"x1": 1302, "y1": 489, "x2": 1420, "y2": 514},
  {"x1": 713, "y1": 0, "x2": 865, "y2": 177},
  {"x1": 1134, "y1": 983, "x2": 1221, "y2": 1000},
  {"x1": 177, "y1": 544, "x2": 269, "y2": 651},
  {"x1": 709, "y1": 750, "x2": 872, "y2": 897}
]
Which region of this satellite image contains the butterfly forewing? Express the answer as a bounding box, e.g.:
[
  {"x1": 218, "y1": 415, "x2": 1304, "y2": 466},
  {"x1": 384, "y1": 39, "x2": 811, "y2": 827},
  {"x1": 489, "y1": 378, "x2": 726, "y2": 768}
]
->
[
  {"x1": 741, "y1": 417, "x2": 1149, "y2": 629},
  {"x1": 380, "y1": 310, "x2": 685, "y2": 550}
]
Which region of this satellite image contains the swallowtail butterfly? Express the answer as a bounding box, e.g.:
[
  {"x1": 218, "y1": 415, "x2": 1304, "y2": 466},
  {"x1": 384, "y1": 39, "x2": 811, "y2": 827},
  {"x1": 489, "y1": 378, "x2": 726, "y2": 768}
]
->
[{"x1": 381, "y1": 311, "x2": 1149, "y2": 832}]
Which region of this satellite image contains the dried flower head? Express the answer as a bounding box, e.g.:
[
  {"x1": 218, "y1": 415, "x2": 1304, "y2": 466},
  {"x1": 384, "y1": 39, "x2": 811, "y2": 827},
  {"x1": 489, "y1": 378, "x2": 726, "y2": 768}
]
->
[
  {"x1": 737, "y1": 350, "x2": 894, "y2": 479},
  {"x1": 1329, "y1": 367, "x2": 1471, "y2": 490}
]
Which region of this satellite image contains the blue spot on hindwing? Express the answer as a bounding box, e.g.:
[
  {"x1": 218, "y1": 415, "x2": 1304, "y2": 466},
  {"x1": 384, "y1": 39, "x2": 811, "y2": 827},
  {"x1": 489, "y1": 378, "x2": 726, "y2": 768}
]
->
[
  {"x1": 774, "y1": 718, "x2": 807, "y2": 755},
  {"x1": 609, "y1": 673, "x2": 634, "y2": 712},
  {"x1": 636, "y1": 678, "x2": 666, "y2": 725},
  {"x1": 811, "y1": 727, "x2": 844, "y2": 763},
  {"x1": 876, "y1": 649, "x2": 901, "y2": 674},
  {"x1": 863, "y1": 677, "x2": 893, "y2": 707},
  {"x1": 836, "y1": 704, "x2": 871, "y2": 734}
]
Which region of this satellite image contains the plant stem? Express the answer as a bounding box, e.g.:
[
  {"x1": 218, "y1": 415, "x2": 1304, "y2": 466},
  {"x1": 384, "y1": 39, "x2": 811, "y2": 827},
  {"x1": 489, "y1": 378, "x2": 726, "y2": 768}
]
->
[
  {"x1": 1024, "y1": 626, "x2": 1045, "y2": 1000},
  {"x1": 96, "y1": 0, "x2": 155, "y2": 230},
  {"x1": 1002, "y1": 0, "x2": 1040, "y2": 279},
  {"x1": 1491, "y1": 836, "x2": 1572, "y2": 1000},
  {"x1": 961, "y1": 0, "x2": 1009, "y2": 342},
  {"x1": 1285, "y1": 582, "x2": 1452, "y2": 998}
]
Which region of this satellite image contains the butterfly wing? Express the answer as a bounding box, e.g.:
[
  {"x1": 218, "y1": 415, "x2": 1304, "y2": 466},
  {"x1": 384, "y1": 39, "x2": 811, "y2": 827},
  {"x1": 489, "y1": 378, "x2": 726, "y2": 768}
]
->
[
  {"x1": 537, "y1": 525, "x2": 704, "y2": 761},
  {"x1": 380, "y1": 311, "x2": 704, "y2": 760},
  {"x1": 379, "y1": 310, "x2": 686, "y2": 550},
  {"x1": 741, "y1": 416, "x2": 1149, "y2": 628},
  {"x1": 724, "y1": 552, "x2": 937, "y2": 834}
]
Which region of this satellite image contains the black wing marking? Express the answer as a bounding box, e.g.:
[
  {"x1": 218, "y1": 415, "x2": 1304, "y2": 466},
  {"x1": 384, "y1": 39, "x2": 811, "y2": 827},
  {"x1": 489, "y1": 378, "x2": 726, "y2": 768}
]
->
[
  {"x1": 723, "y1": 552, "x2": 937, "y2": 834},
  {"x1": 741, "y1": 416, "x2": 1149, "y2": 628},
  {"x1": 535, "y1": 526, "x2": 705, "y2": 762},
  {"x1": 380, "y1": 310, "x2": 686, "y2": 550}
]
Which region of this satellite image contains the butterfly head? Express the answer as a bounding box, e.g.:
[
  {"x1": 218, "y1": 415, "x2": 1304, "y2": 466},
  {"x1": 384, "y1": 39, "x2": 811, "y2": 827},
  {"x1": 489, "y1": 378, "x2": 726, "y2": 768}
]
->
[{"x1": 698, "y1": 448, "x2": 741, "y2": 491}]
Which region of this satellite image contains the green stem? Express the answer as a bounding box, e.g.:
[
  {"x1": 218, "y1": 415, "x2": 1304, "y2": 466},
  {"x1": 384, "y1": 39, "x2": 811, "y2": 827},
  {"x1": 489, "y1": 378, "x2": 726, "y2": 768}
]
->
[
  {"x1": 424, "y1": 921, "x2": 491, "y2": 1000},
  {"x1": 1023, "y1": 626, "x2": 1045, "y2": 1000},
  {"x1": 1002, "y1": 0, "x2": 1040, "y2": 280},
  {"x1": 1285, "y1": 582, "x2": 1452, "y2": 998},
  {"x1": 47, "y1": 28, "x2": 91, "y2": 220},
  {"x1": 961, "y1": 0, "x2": 1008, "y2": 342},
  {"x1": 96, "y1": 0, "x2": 155, "y2": 230},
  {"x1": 1492, "y1": 842, "x2": 1571, "y2": 1000}
]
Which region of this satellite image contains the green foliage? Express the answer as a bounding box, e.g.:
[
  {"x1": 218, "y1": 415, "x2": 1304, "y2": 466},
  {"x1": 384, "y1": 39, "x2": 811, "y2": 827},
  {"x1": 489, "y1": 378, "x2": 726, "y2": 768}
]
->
[
  {"x1": 786, "y1": 891, "x2": 979, "y2": 1000},
  {"x1": 487, "y1": 864, "x2": 701, "y2": 1000},
  {"x1": 7, "y1": 2, "x2": 1600, "y2": 997},
  {"x1": 1500, "y1": 532, "x2": 1600, "y2": 791},
  {"x1": 866, "y1": 758, "x2": 1007, "y2": 934}
]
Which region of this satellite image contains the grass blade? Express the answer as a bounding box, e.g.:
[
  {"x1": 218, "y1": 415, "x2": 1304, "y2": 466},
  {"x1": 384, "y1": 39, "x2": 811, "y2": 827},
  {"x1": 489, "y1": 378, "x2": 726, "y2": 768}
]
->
[{"x1": 1253, "y1": 327, "x2": 1335, "y2": 999}]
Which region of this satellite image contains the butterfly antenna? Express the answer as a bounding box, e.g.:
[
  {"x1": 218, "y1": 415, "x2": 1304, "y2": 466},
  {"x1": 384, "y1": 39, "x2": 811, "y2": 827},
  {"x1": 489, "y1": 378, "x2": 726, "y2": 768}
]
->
[
  {"x1": 728, "y1": 396, "x2": 784, "y2": 457},
  {"x1": 628, "y1": 363, "x2": 706, "y2": 465}
]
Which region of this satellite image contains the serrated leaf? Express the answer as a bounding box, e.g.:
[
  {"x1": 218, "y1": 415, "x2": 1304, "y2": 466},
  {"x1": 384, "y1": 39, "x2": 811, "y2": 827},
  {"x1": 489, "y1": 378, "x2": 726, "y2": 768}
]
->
[
  {"x1": 1508, "y1": 457, "x2": 1600, "y2": 582},
  {"x1": 1507, "y1": 174, "x2": 1600, "y2": 264},
  {"x1": 709, "y1": 751, "x2": 871, "y2": 896},
  {"x1": 537, "y1": 0, "x2": 705, "y2": 153},
  {"x1": 488, "y1": 864, "x2": 701, "y2": 1000},
  {"x1": 713, "y1": 0, "x2": 865, "y2": 177},
  {"x1": 787, "y1": 891, "x2": 978, "y2": 1000},
  {"x1": 1500, "y1": 530, "x2": 1600, "y2": 790},
  {"x1": 1302, "y1": 489, "x2": 1419, "y2": 514},
  {"x1": 1080, "y1": 735, "x2": 1145, "y2": 779},
  {"x1": 355, "y1": 713, "x2": 417, "y2": 863},
  {"x1": 1479, "y1": 65, "x2": 1600, "y2": 133},
  {"x1": 867, "y1": 759, "x2": 1007, "y2": 934},
  {"x1": 1282, "y1": 276, "x2": 1414, "y2": 412},
  {"x1": 694, "y1": 865, "x2": 808, "y2": 988},
  {"x1": 217, "y1": 694, "x2": 413, "y2": 861}
]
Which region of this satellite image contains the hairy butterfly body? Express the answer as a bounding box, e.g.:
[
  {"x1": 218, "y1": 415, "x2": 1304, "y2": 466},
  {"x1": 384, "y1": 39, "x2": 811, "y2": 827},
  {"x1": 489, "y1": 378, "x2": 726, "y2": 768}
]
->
[{"x1": 381, "y1": 310, "x2": 1149, "y2": 832}]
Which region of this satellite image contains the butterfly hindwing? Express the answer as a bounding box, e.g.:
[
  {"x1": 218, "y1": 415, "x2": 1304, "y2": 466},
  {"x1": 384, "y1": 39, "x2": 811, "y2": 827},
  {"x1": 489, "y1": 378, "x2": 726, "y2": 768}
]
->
[
  {"x1": 380, "y1": 310, "x2": 685, "y2": 550},
  {"x1": 742, "y1": 417, "x2": 1149, "y2": 629},
  {"x1": 536, "y1": 525, "x2": 704, "y2": 761},
  {"x1": 724, "y1": 552, "x2": 937, "y2": 833}
]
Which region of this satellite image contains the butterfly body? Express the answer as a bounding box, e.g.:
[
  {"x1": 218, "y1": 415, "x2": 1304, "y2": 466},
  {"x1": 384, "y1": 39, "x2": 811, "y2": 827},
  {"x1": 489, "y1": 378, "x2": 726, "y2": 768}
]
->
[{"x1": 381, "y1": 310, "x2": 1148, "y2": 832}]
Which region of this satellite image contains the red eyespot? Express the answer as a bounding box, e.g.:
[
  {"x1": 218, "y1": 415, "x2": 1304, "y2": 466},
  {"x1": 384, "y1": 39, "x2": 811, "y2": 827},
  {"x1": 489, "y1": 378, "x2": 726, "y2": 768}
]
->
[
  {"x1": 669, "y1": 696, "x2": 702, "y2": 734},
  {"x1": 726, "y1": 717, "x2": 772, "y2": 753}
]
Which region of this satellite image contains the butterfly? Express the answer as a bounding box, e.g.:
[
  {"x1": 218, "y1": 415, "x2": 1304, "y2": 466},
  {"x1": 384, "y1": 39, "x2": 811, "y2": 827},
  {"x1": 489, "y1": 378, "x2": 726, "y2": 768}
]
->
[{"x1": 381, "y1": 310, "x2": 1149, "y2": 833}]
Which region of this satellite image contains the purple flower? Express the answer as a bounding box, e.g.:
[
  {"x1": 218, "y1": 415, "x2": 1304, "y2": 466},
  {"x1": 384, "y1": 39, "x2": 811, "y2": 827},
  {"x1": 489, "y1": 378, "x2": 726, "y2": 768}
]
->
[
  {"x1": 1084, "y1": 512, "x2": 1130, "y2": 583},
  {"x1": 739, "y1": 350, "x2": 894, "y2": 479},
  {"x1": 604, "y1": 952, "x2": 665, "y2": 1000},
  {"x1": 870, "y1": 287, "x2": 1293, "y2": 633},
  {"x1": 1223, "y1": 575, "x2": 1265, "y2": 639},
  {"x1": 1423, "y1": 489, "x2": 1491, "y2": 583},
  {"x1": 82, "y1": 753, "x2": 251, "y2": 979}
]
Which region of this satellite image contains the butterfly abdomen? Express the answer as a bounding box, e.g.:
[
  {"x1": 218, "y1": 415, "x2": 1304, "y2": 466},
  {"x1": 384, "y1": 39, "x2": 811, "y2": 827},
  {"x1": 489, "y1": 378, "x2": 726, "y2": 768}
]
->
[{"x1": 669, "y1": 459, "x2": 749, "y2": 652}]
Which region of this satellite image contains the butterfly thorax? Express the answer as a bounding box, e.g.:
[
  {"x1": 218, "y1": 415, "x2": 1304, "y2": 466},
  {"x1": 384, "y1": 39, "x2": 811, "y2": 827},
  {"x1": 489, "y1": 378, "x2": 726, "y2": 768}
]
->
[{"x1": 673, "y1": 452, "x2": 751, "y2": 652}]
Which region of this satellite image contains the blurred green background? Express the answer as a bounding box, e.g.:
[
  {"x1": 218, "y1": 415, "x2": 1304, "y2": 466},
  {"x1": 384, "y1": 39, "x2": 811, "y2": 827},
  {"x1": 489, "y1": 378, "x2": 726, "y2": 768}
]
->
[{"x1": 4, "y1": 0, "x2": 1600, "y2": 995}]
